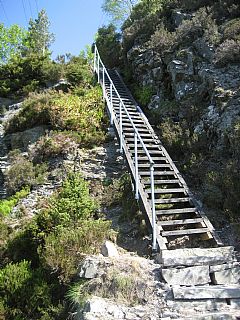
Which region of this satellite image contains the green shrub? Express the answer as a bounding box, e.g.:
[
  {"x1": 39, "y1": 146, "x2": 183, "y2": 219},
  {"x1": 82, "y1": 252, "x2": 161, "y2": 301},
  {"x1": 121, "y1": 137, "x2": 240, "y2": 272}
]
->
[
  {"x1": 149, "y1": 22, "x2": 176, "y2": 53},
  {"x1": 132, "y1": 85, "x2": 154, "y2": 107},
  {"x1": 65, "y1": 56, "x2": 93, "y2": 87},
  {"x1": 0, "y1": 53, "x2": 58, "y2": 97},
  {"x1": 35, "y1": 173, "x2": 98, "y2": 234},
  {"x1": 5, "y1": 154, "x2": 47, "y2": 195},
  {"x1": 0, "y1": 260, "x2": 61, "y2": 319},
  {"x1": 214, "y1": 39, "x2": 240, "y2": 66},
  {"x1": 4, "y1": 91, "x2": 55, "y2": 134},
  {"x1": 0, "y1": 187, "x2": 30, "y2": 217},
  {"x1": 41, "y1": 219, "x2": 111, "y2": 283},
  {"x1": 223, "y1": 18, "x2": 240, "y2": 41}
]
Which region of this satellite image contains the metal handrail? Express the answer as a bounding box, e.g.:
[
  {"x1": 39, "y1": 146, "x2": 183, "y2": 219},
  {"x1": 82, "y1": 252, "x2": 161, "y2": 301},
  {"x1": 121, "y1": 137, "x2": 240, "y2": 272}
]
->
[{"x1": 94, "y1": 45, "x2": 157, "y2": 251}]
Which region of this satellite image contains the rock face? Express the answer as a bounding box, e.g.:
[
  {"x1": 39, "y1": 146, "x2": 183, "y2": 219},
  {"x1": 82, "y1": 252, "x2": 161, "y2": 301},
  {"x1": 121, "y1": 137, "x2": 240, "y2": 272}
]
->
[{"x1": 4, "y1": 125, "x2": 49, "y2": 151}]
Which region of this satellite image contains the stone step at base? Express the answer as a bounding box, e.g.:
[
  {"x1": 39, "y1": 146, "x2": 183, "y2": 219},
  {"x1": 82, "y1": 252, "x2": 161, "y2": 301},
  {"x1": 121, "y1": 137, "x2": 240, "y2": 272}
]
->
[
  {"x1": 181, "y1": 313, "x2": 236, "y2": 320},
  {"x1": 161, "y1": 265, "x2": 210, "y2": 285},
  {"x1": 173, "y1": 285, "x2": 240, "y2": 300},
  {"x1": 166, "y1": 299, "x2": 229, "y2": 313},
  {"x1": 212, "y1": 266, "x2": 240, "y2": 285},
  {"x1": 158, "y1": 246, "x2": 235, "y2": 267}
]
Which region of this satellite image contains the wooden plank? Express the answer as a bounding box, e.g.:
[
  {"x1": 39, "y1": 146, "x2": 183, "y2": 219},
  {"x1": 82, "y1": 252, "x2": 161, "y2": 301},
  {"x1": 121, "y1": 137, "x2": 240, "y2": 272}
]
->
[
  {"x1": 137, "y1": 156, "x2": 166, "y2": 161},
  {"x1": 161, "y1": 228, "x2": 209, "y2": 237},
  {"x1": 158, "y1": 218, "x2": 204, "y2": 226},
  {"x1": 132, "y1": 150, "x2": 163, "y2": 155},
  {"x1": 155, "y1": 207, "x2": 197, "y2": 215},
  {"x1": 140, "y1": 171, "x2": 176, "y2": 177},
  {"x1": 146, "y1": 188, "x2": 185, "y2": 194},
  {"x1": 138, "y1": 164, "x2": 171, "y2": 168},
  {"x1": 143, "y1": 179, "x2": 180, "y2": 184},
  {"x1": 155, "y1": 197, "x2": 190, "y2": 204}
]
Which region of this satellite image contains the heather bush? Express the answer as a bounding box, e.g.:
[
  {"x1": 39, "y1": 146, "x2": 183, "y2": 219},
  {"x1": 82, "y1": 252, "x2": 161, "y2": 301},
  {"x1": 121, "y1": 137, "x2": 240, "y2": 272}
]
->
[
  {"x1": 223, "y1": 18, "x2": 240, "y2": 41},
  {"x1": 5, "y1": 154, "x2": 47, "y2": 195},
  {"x1": 0, "y1": 260, "x2": 62, "y2": 319},
  {"x1": 41, "y1": 219, "x2": 111, "y2": 283},
  {"x1": 214, "y1": 39, "x2": 240, "y2": 66},
  {"x1": 30, "y1": 131, "x2": 78, "y2": 163}
]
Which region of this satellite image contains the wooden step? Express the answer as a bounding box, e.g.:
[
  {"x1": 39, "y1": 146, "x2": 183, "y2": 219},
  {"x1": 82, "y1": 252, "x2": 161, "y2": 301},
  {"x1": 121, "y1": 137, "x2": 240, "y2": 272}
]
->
[
  {"x1": 138, "y1": 164, "x2": 171, "y2": 168},
  {"x1": 161, "y1": 228, "x2": 209, "y2": 237},
  {"x1": 158, "y1": 218, "x2": 204, "y2": 226},
  {"x1": 128, "y1": 144, "x2": 159, "y2": 149},
  {"x1": 139, "y1": 171, "x2": 176, "y2": 176},
  {"x1": 124, "y1": 133, "x2": 153, "y2": 138},
  {"x1": 155, "y1": 208, "x2": 197, "y2": 215},
  {"x1": 138, "y1": 156, "x2": 166, "y2": 161},
  {"x1": 146, "y1": 188, "x2": 185, "y2": 194},
  {"x1": 155, "y1": 197, "x2": 190, "y2": 204},
  {"x1": 143, "y1": 179, "x2": 179, "y2": 185}
]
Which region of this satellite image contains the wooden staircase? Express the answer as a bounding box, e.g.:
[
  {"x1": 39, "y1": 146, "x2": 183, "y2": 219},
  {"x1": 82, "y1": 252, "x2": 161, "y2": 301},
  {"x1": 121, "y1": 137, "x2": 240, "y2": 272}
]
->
[
  {"x1": 94, "y1": 48, "x2": 223, "y2": 251},
  {"x1": 104, "y1": 68, "x2": 223, "y2": 250}
]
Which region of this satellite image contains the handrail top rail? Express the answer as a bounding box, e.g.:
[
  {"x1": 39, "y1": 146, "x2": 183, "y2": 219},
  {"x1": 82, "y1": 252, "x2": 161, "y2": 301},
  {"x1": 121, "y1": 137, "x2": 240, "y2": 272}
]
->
[{"x1": 95, "y1": 45, "x2": 154, "y2": 165}]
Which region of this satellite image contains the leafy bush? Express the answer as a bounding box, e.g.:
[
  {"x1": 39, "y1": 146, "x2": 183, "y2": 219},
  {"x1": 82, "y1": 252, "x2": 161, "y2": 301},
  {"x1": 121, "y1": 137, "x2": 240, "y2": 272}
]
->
[
  {"x1": 214, "y1": 39, "x2": 240, "y2": 66},
  {"x1": 5, "y1": 154, "x2": 47, "y2": 195},
  {"x1": 5, "y1": 88, "x2": 106, "y2": 147},
  {"x1": 0, "y1": 188, "x2": 30, "y2": 217}
]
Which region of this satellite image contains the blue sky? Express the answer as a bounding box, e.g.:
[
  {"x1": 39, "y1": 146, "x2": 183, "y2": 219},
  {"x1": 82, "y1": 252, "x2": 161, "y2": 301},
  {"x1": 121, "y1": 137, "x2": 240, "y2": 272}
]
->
[{"x1": 0, "y1": 0, "x2": 110, "y2": 59}]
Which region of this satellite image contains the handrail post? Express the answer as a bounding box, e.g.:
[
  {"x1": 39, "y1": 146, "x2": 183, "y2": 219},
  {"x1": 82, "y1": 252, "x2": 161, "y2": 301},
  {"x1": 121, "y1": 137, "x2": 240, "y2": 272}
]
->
[
  {"x1": 97, "y1": 54, "x2": 100, "y2": 83},
  {"x1": 134, "y1": 132, "x2": 139, "y2": 200},
  {"x1": 110, "y1": 83, "x2": 113, "y2": 125},
  {"x1": 119, "y1": 101, "x2": 123, "y2": 153},
  {"x1": 94, "y1": 45, "x2": 96, "y2": 73},
  {"x1": 103, "y1": 67, "x2": 105, "y2": 98},
  {"x1": 150, "y1": 163, "x2": 157, "y2": 251}
]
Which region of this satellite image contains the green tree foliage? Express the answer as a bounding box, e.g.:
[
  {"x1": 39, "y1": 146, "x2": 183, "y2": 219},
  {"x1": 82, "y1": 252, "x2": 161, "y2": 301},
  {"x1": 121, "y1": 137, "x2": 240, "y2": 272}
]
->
[
  {"x1": 26, "y1": 9, "x2": 55, "y2": 56},
  {"x1": 96, "y1": 24, "x2": 122, "y2": 68},
  {"x1": 102, "y1": 0, "x2": 139, "y2": 25},
  {"x1": 0, "y1": 24, "x2": 27, "y2": 64}
]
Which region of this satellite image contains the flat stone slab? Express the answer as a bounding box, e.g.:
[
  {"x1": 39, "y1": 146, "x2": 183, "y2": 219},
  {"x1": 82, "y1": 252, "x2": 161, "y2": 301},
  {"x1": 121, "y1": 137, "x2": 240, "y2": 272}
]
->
[
  {"x1": 230, "y1": 298, "x2": 240, "y2": 309},
  {"x1": 213, "y1": 267, "x2": 240, "y2": 285},
  {"x1": 166, "y1": 299, "x2": 228, "y2": 312},
  {"x1": 210, "y1": 262, "x2": 239, "y2": 272},
  {"x1": 183, "y1": 314, "x2": 235, "y2": 320},
  {"x1": 158, "y1": 247, "x2": 235, "y2": 267},
  {"x1": 162, "y1": 265, "x2": 210, "y2": 285},
  {"x1": 173, "y1": 285, "x2": 240, "y2": 300}
]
